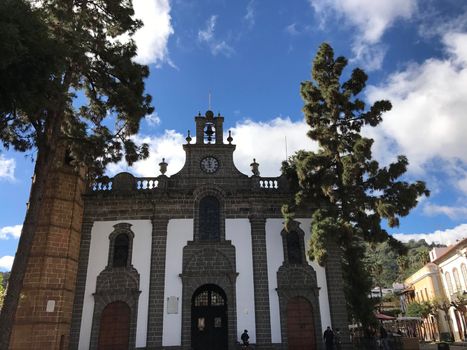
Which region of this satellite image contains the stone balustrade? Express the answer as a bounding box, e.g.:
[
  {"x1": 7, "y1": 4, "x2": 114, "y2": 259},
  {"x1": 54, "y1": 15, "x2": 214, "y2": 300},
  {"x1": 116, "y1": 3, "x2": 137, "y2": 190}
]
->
[
  {"x1": 90, "y1": 180, "x2": 113, "y2": 192},
  {"x1": 258, "y1": 178, "x2": 279, "y2": 189},
  {"x1": 90, "y1": 173, "x2": 283, "y2": 193},
  {"x1": 136, "y1": 178, "x2": 159, "y2": 190}
]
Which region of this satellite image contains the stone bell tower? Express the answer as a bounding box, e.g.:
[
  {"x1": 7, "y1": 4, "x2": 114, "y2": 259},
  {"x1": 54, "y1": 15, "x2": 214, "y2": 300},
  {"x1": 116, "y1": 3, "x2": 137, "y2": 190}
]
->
[
  {"x1": 175, "y1": 110, "x2": 242, "y2": 179},
  {"x1": 194, "y1": 109, "x2": 224, "y2": 145},
  {"x1": 9, "y1": 146, "x2": 86, "y2": 350}
]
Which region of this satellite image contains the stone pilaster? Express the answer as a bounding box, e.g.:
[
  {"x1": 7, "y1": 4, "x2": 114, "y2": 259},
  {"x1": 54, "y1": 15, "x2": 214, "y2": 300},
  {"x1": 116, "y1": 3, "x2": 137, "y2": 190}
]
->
[
  {"x1": 146, "y1": 217, "x2": 169, "y2": 349},
  {"x1": 195, "y1": 116, "x2": 204, "y2": 144},
  {"x1": 325, "y1": 237, "x2": 351, "y2": 350},
  {"x1": 249, "y1": 216, "x2": 272, "y2": 348},
  {"x1": 214, "y1": 116, "x2": 224, "y2": 144},
  {"x1": 69, "y1": 220, "x2": 93, "y2": 350}
]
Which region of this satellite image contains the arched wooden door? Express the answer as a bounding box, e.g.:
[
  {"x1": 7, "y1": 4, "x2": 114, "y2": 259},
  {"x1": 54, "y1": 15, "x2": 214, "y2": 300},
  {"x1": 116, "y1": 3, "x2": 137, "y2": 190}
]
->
[
  {"x1": 287, "y1": 297, "x2": 316, "y2": 350},
  {"x1": 98, "y1": 301, "x2": 131, "y2": 350},
  {"x1": 191, "y1": 284, "x2": 228, "y2": 350}
]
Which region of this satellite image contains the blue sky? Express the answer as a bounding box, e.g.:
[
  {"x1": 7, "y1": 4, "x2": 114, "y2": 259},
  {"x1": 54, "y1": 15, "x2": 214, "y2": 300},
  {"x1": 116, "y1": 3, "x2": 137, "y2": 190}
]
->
[{"x1": 1, "y1": 0, "x2": 467, "y2": 270}]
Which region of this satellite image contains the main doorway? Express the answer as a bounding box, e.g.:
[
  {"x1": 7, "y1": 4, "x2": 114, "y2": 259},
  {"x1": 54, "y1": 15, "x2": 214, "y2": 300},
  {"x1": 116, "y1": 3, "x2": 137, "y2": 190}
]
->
[
  {"x1": 287, "y1": 296, "x2": 316, "y2": 350},
  {"x1": 191, "y1": 284, "x2": 228, "y2": 350},
  {"x1": 97, "y1": 301, "x2": 130, "y2": 350}
]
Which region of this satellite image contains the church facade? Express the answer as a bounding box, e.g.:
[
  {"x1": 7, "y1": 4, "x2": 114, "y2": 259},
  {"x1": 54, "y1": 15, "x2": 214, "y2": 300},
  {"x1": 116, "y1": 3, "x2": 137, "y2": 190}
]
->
[{"x1": 66, "y1": 110, "x2": 337, "y2": 350}]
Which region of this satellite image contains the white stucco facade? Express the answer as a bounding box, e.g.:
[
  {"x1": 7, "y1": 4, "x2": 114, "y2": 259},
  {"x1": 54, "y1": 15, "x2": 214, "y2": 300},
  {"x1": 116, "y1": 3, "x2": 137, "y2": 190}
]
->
[
  {"x1": 162, "y1": 219, "x2": 194, "y2": 346},
  {"x1": 78, "y1": 217, "x2": 331, "y2": 348},
  {"x1": 225, "y1": 219, "x2": 256, "y2": 343},
  {"x1": 266, "y1": 218, "x2": 331, "y2": 343},
  {"x1": 266, "y1": 219, "x2": 285, "y2": 343},
  {"x1": 439, "y1": 252, "x2": 467, "y2": 297},
  {"x1": 78, "y1": 220, "x2": 152, "y2": 350},
  {"x1": 437, "y1": 244, "x2": 467, "y2": 341}
]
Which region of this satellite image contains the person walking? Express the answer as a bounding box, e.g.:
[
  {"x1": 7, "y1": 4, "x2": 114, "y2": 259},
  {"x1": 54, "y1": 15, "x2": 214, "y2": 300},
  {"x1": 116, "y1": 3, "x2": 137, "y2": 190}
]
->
[
  {"x1": 241, "y1": 329, "x2": 250, "y2": 348},
  {"x1": 324, "y1": 326, "x2": 335, "y2": 350}
]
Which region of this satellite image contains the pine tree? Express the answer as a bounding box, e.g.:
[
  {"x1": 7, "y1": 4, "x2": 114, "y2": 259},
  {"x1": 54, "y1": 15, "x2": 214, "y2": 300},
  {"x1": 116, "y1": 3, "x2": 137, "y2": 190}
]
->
[
  {"x1": 282, "y1": 43, "x2": 429, "y2": 325},
  {"x1": 0, "y1": 0, "x2": 153, "y2": 346},
  {"x1": 0, "y1": 274, "x2": 5, "y2": 310},
  {"x1": 365, "y1": 241, "x2": 399, "y2": 287}
]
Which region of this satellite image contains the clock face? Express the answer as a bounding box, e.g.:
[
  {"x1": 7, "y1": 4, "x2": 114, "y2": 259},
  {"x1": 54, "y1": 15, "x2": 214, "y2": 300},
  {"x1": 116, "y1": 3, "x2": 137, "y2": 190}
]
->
[{"x1": 200, "y1": 156, "x2": 219, "y2": 174}]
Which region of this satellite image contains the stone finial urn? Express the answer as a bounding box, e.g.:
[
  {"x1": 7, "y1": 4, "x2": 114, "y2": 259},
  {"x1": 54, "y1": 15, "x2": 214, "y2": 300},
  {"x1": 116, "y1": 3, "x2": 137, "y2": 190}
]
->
[
  {"x1": 159, "y1": 158, "x2": 168, "y2": 175},
  {"x1": 250, "y1": 158, "x2": 260, "y2": 176}
]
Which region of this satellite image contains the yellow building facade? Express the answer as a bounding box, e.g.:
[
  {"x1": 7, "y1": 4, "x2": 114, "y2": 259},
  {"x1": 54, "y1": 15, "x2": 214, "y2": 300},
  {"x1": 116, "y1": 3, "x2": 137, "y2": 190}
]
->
[{"x1": 403, "y1": 263, "x2": 451, "y2": 341}]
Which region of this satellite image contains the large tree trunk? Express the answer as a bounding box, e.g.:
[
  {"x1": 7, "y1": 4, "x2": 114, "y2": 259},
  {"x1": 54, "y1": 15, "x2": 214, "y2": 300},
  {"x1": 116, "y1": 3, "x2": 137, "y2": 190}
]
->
[
  {"x1": 0, "y1": 144, "x2": 57, "y2": 349},
  {"x1": 325, "y1": 237, "x2": 351, "y2": 350}
]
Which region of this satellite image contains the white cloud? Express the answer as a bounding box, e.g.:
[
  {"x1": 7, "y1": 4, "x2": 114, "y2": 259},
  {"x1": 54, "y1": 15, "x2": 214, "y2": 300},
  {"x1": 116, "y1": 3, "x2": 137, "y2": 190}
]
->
[
  {"x1": 418, "y1": 10, "x2": 467, "y2": 40},
  {"x1": 0, "y1": 256, "x2": 14, "y2": 271},
  {"x1": 210, "y1": 41, "x2": 235, "y2": 57},
  {"x1": 393, "y1": 223, "x2": 467, "y2": 246},
  {"x1": 285, "y1": 23, "x2": 299, "y2": 36},
  {"x1": 0, "y1": 155, "x2": 15, "y2": 180},
  {"x1": 0, "y1": 225, "x2": 21, "y2": 240},
  {"x1": 309, "y1": 0, "x2": 417, "y2": 69},
  {"x1": 106, "y1": 117, "x2": 314, "y2": 178},
  {"x1": 244, "y1": 0, "x2": 255, "y2": 28},
  {"x1": 366, "y1": 32, "x2": 467, "y2": 174},
  {"x1": 198, "y1": 15, "x2": 234, "y2": 57},
  {"x1": 198, "y1": 15, "x2": 216, "y2": 42},
  {"x1": 132, "y1": 0, "x2": 174, "y2": 66},
  {"x1": 310, "y1": 0, "x2": 416, "y2": 43},
  {"x1": 444, "y1": 32, "x2": 467, "y2": 65},
  {"x1": 106, "y1": 130, "x2": 186, "y2": 177},
  {"x1": 351, "y1": 42, "x2": 387, "y2": 72},
  {"x1": 145, "y1": 113, "x2": 161, "y2": 127},
  {"x1": 423, "y1": 204, "x2": 467, "y2": 220},
  {"x1": 457, "y1": 176, "x2": 467, "y2": 196},
  {"x1": 230, "y1": 117, "x2": 315, "y2": 176}
]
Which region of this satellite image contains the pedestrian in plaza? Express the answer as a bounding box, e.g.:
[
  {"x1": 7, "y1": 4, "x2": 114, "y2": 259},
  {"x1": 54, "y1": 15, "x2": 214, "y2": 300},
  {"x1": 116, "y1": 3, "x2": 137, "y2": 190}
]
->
[
  {"x1": 324, "y1": 326, "x2": 335, "y2": 350},
  {"x1": 241, "y1": 329, "x2": 250, "y2": 348}
]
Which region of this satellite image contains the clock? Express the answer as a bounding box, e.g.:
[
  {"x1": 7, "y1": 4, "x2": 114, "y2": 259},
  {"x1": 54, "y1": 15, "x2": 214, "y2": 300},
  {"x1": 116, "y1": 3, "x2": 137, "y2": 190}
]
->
[{"x1": 200, "y1": 156, "x2": 219, "y2": 174}]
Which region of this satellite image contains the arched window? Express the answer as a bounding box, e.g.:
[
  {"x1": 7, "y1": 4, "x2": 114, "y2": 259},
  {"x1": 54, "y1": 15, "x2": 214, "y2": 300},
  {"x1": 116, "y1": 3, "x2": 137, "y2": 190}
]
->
[
  {"x1": 445, "y1": 272, "x2": 454, "y2": 296},
  {"x1": 199, "y1": 196, "x2": 220, "y2": 240},
  {"x1": 453, "y1": 268, "x2": 462, "y2": 292},
  {"x1": 287, "y1": 231, "x2": 302, "y2": 264},
  {"x1": 462, "y1": 264, "x2": 467, "y2": 288},
  {"x1": 113, "y1": 233, "x2": 130, "y2": 267}
]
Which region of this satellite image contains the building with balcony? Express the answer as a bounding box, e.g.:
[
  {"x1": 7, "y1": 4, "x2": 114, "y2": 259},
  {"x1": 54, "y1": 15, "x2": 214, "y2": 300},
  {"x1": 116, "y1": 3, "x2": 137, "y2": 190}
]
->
[
  {"x1": 401, "y1": 263, "x2": 450, "y2": 341},
  {"x1": 433, "y1": 238, "x2": 467, "y2": 342}
]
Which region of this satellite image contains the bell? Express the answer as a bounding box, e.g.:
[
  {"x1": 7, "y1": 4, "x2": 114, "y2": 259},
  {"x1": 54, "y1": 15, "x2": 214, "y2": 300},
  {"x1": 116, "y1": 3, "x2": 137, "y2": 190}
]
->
[{"x1": 205, "y1": 124, "x2": 215, "y2": 143}]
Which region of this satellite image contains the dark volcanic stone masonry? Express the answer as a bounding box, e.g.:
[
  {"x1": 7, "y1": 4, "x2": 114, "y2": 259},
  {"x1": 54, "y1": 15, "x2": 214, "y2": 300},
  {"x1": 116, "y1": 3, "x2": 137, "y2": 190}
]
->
[{"x1": 66, "y1": 111, "x2": 350, "y2": 350}]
